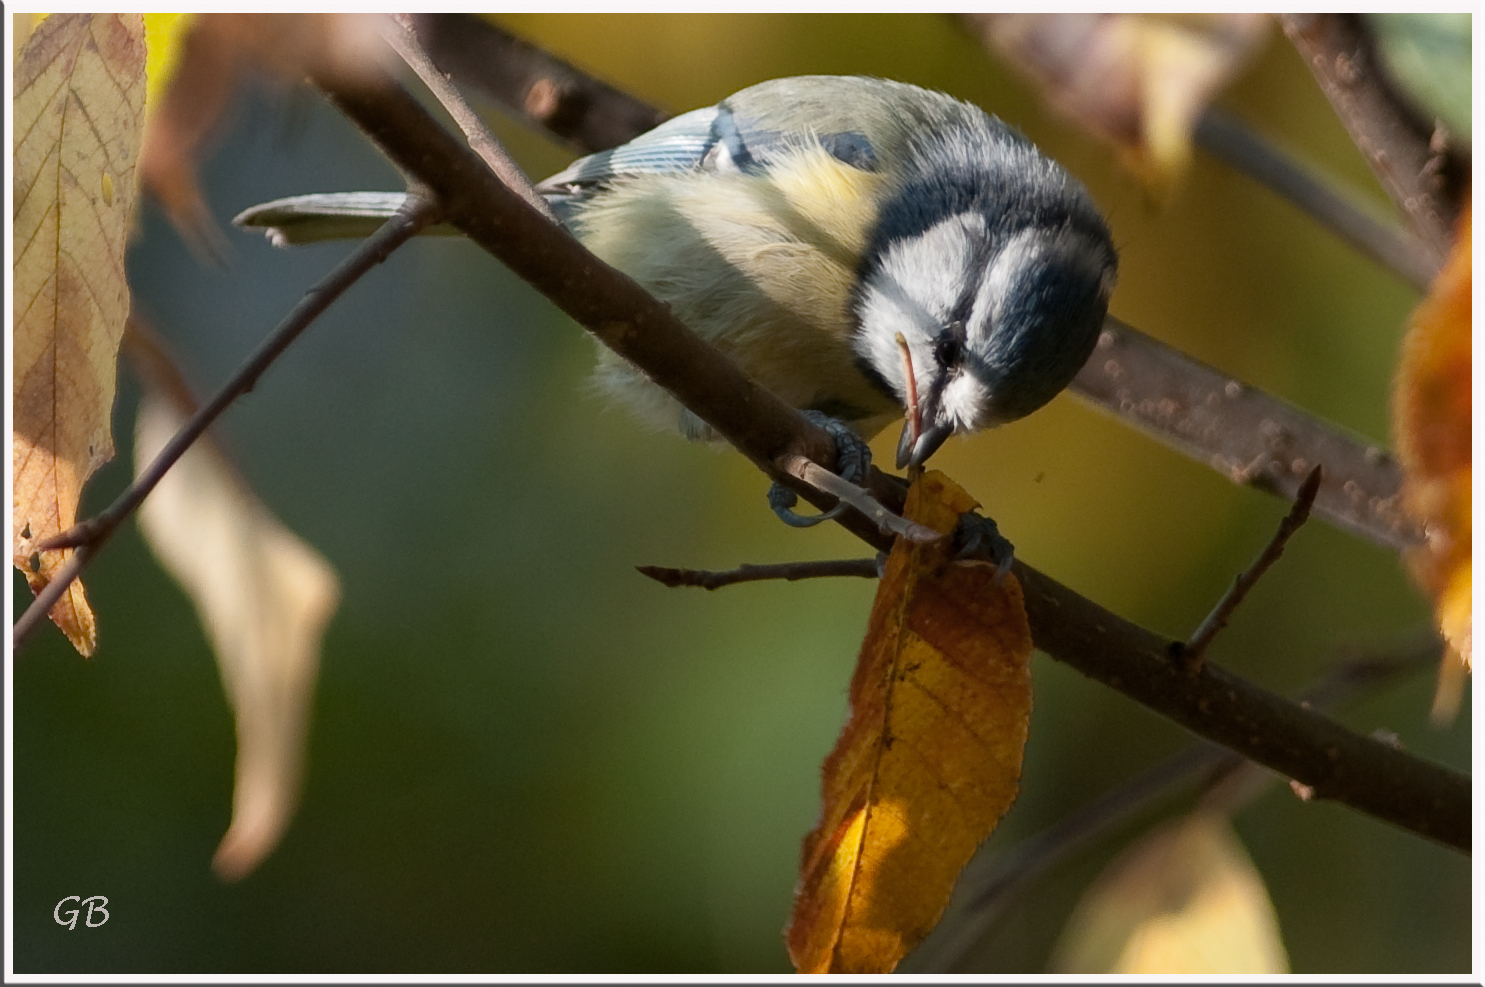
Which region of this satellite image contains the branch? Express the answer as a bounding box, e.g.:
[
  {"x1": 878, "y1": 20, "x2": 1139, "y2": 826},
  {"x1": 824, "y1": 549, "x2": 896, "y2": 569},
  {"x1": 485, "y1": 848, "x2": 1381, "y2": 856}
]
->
[
  {"x1": 1072, "y1": 318, "x2": 1420, "y2": 552},
  {"x1": 1280, "y1": 13, "x2": 1463, "y2": 263},
  {"x1": 308, "y1": 50, "x2": 1469, "y2": 852},
  {"x1": 406, "y1": 14, "x2": 1422, "y2": 555},
  {"x1": 383, "y1": 14, "x2": 555, "y2": 223},
  {"x1": 1017, "y1": 564, "x2": 1466, "y2": 851},
  {"x1": 12, "y1": 194, "x2": 439, "y2": 653},
  {"x1": 409, "y1": 13, "x2": 668, "y2": 153},
  {"x1": 309, "y1": 58, "x2": 909, "y2": 552},
  {"x1": 638, "y1": 558, "x2": 879, "y2": 590}
]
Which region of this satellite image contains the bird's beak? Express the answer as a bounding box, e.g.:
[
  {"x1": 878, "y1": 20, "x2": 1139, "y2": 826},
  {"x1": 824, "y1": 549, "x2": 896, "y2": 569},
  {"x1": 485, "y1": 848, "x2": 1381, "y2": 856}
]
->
[{"x1": 896, "y1": 416, "x2": 953, "y2": 470}]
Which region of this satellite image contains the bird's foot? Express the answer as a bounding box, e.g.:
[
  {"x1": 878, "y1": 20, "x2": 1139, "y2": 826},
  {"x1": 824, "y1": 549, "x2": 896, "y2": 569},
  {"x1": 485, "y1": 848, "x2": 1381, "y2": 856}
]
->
[
  {"x1": 952, "y1": 511, "x2": 1016, "y2": 580},
  {"x1": 768, "y1": 412, "x2": 872, "y2": 527}
]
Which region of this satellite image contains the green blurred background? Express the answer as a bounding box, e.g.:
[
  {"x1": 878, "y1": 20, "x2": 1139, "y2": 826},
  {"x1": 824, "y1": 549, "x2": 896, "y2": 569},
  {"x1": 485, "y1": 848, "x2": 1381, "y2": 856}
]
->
[{"x1": 12, "y1": 13, "x2": 1469, "y2": 974}]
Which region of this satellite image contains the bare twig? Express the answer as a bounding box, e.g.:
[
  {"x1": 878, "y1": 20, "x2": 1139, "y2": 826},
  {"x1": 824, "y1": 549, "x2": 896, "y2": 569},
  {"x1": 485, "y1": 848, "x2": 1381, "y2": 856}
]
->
[
  {"x1": 13, "y1": 193, "x2": 439, "y2": 653},
  {"x1": 1194, "y1": 106, "x2": 1437, "y2": 289},
  {"x1": 638, "y1": 558, "x2": 879, "y2": 590},
  {"x1": 1178, "y1": 464, "x2": 1323, "y2": 672},
  {"x1": 306, "y1": 46, "x2": 1468, "y2": 853},
  {"x1": 385, "y1": 14, "x2": 555, "y2": 222},
  {"x1": 781, "y1": 455, "x2": 940, "y2": 544},
  {"x1": 1280, "y1": 13, "x2": 1462, "y2": 262}
]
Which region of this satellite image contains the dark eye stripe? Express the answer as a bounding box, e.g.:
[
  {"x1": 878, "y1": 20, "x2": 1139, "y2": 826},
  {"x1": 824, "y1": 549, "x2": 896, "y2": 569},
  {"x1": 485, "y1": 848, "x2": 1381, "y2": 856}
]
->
[{"x1": 934, "y1": 321, "x2": 966, "y2": 367}]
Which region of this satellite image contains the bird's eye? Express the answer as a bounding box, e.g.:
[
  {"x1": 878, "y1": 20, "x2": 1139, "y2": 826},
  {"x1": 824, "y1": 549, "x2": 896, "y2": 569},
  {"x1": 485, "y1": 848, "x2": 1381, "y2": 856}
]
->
[{"x1": 933, "y1": 324, "x2": 964, "y2": 368}]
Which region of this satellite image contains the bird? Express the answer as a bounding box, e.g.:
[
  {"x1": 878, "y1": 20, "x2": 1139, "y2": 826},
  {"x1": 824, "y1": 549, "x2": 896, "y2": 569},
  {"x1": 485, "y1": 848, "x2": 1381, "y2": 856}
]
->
[{"x1": 237, "y1": 75, "x2": 1116, "y2": 490}]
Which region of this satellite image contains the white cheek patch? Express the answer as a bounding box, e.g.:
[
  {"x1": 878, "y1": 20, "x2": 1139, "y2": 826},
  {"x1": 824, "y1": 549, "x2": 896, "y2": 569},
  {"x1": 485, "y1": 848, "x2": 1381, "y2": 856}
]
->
[
  {"x1": 857, "y1": 212, "x2": 988, "y2": 400},
  {"x1": 939, "y1": 373, "x2": 995, "y2": 432}
]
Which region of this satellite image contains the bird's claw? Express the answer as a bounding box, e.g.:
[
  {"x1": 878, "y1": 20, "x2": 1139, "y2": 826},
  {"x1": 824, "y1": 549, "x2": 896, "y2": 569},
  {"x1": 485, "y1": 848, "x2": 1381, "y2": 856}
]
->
[
  {"x1": 952, "y1": 511, "x2": 1016, "y2": 580},
  {"x1": 768, "y1": 411, "x2": 872, "y2": 527}
]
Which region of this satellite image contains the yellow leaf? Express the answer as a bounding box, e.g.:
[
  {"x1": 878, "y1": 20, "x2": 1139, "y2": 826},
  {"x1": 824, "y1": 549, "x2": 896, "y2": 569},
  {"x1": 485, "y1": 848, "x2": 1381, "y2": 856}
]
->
[
  {"x1": 968, "y1": 13, "x2": 1270, "y2": 191},
  {"x1": 13, "y1": 13, "x2": 146, "y2": 655},
  {"x1": 787, "y1": 471, "x2": 1033, "y2": 973},
  {"x1": 129, "y1": 329, "x2": 341, "y2": 880},
  {"x1": 1392, "y1": 201, "x2": 1471, "y2": 719},
  {"x1": 1051, "y1": 812, "x2": 1289, "y2": 974}
]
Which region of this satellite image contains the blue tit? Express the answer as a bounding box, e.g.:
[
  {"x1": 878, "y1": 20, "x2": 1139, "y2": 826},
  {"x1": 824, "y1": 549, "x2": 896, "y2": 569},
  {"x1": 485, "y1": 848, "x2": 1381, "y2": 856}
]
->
[{"x1": 238, "y1": 75, "x2": 1116, "y2": 472}]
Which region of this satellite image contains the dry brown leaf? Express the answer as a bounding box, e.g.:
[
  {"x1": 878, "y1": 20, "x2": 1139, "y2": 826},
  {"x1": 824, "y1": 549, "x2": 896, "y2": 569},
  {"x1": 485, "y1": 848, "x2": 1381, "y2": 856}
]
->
[
  {"x1": 1392, "y1": 200, "x2": 1472, "y2": 720},
  {"x1": 1050, "y1": 811, "x2": 1289, "y2": 974},
  {"x1": 786, "y1": 471, "x2": 1033, "y2": 973},
  {"x1": 139, "y1": 13, "x2": 387, "y2": 254},
  {"x1": 129, "y1": 329, "x2": 340, "y2": 880},
  {"x1": 13, "y1": 13, "x2": 146, "y2": 655},
  {"x1": 967, "y1": 13, "x2": 1270, "y2": 190}
]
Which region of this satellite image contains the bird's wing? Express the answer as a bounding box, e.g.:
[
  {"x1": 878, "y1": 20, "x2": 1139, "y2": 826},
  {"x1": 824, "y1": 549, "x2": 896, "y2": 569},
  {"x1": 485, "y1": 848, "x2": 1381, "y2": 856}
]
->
[{"x1": 535, "y1": 100, "x2": 879, "y2": 197}]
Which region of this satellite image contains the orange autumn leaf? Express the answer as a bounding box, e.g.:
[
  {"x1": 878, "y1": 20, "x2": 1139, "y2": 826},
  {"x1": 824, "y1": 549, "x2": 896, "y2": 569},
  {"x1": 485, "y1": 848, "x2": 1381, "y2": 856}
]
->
[
  {"x1": 1392, "y1": 199, "x2": 1471, "y2": 719},
  {"x1": 13, "y1": 13, "x2": 146, "y2": 655},
  {"x1": 786, "y1": 471, "x2": 1033, "y2": 974}
]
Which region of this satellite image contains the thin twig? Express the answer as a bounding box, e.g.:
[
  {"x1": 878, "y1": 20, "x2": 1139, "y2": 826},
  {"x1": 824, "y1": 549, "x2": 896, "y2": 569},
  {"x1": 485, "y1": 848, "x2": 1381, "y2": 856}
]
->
[
  {"x1": 13, "y1": 193, "x2": 440, "y2": 653},
  {"x1": 911, "y1": 630, "x2": 1442, "y2": 972},
  {"x1": 310, "y1": 53, "x2": 1470, "y2": 854},
  {"x1": 782, "y1": 455, "x2": 940, "y2": 545},
  {"x1": 1178, "y1": 464, "x2": 1323, "y2": 672},
  {"x1": 1194, "y1": 105, "x2": 1436, "y2": 289},
  {"x1": 385, "y1": 14, "x2": 556, "y2": 223},
  {"x1": 637, "y1": 558, "x2": 879, "y2": 590}
]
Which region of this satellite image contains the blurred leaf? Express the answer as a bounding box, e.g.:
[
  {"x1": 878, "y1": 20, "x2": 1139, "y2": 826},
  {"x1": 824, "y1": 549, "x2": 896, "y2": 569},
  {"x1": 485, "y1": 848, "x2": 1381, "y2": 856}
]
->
[
  {"x1": 142, "y1": 13, "x2": 195, "y2": 113},
  {"x1": 1364, "y1": 13, "x2": 1471, "y2": 142},
  {"x1": 139, "y1": 12, "x2": 388, "y2": 257},
  {"x1": 965, "y1": 13, "x2": 1270, "y2": 191},
  {"x1": 1392, "y1": 200, "x2": 1471, "y2": 719},
  {"x1": 787, "y1": 471, "x2": 1032, "y2": 973},
  {"x1": 129, "y1": 328, "x2": 341, "y2": 880},
  {"x1": 1051, "y1": 812, "x2": 1289, "y2": 974},
  {"x1": 13, "y1": 13, "x2": 146, "y2": 656}
]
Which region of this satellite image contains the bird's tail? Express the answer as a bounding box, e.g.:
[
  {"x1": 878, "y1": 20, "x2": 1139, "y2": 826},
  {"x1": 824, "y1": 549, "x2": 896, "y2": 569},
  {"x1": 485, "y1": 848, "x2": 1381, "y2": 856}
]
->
[{"x1": 233, "y1": 192, "x2": 447, "y2": 246}]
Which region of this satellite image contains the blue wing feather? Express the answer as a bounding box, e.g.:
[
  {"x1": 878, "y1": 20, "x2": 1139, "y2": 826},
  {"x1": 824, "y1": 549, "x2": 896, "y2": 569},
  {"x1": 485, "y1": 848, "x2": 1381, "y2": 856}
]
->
[{"x1": 537, "y1": 101, "x2": 879, "y2": 200}]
